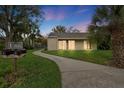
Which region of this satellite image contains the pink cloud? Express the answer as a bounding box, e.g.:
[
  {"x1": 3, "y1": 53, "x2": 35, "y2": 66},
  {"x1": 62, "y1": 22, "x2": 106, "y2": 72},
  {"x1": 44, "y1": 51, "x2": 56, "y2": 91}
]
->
[
  {"x1": 44, "y1": 9, "x2": 66, "y2": 21},
  {"x1": 76, "y1": 9, "x2": 89, "y2": 14},
  {"x1": 74, "y1": 21, "x2": 91, "y2": 32}
]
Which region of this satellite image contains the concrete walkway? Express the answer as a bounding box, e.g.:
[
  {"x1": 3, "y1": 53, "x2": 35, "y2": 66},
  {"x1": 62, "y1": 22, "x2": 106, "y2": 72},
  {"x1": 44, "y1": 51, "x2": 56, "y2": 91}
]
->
[{"x1": 33, "y1": 50, "x2": 124, "y2": 88}]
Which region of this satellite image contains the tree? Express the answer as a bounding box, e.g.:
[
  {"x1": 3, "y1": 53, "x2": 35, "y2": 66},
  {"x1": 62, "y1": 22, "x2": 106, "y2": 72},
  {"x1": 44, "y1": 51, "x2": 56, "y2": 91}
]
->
[
  {"x1": 0, "y1": 29, "x2": 5, "y2": 50},
  {"x1": 88, "y1": 24, "x2": 111, "y2": 50},
  {"x1": 35, "y1": 35, "x2": 47, "y2": 49},
  {"x1": 0, "y1": 5, "x2": 44, "y2": 48},
  {"x1": 52, "y1": 25, "x2": 66, "y2": 33},
  {"x1": 52, "y1": 25, "x2": 80, "y2": 34},
  {"x1": 67, "y1": 26, "x2": 80, "y2": 33},
  {"x1": 0, "y1": 29, "x2": 5, "y2": 39},
  {"x1": 90, "y1": 5, "x2": 124, "y2": 68}
]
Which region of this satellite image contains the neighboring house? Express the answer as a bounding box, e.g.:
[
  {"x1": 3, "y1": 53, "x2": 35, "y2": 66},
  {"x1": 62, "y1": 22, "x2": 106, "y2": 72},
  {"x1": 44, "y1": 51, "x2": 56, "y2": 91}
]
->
[{"x1": 47, "y1": 32, "x2": 97, "y2": 50}]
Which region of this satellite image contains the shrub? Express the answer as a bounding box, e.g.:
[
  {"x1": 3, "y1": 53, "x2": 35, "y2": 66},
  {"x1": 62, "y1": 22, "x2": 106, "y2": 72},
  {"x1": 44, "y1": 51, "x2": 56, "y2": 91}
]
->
[{"x1": 0, "y1": 77, "x2": 8, "y2": 88}]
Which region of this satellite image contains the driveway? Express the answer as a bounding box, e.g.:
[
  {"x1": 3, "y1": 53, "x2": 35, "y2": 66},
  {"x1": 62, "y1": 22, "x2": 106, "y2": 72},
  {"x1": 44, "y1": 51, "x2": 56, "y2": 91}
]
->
[{"x1": 33, "y1": 50, "x2": 124, "y2": 88}]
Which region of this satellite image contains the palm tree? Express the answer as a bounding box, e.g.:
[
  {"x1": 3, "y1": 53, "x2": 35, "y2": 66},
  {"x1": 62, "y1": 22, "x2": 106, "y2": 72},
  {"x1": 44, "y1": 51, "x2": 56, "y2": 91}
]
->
[
  {"x1": 90, "y1": 6, "x2": 124, "y2": 68},
  {"x1": 52, "y1": 25, "x2": 66, "y2": 33}
]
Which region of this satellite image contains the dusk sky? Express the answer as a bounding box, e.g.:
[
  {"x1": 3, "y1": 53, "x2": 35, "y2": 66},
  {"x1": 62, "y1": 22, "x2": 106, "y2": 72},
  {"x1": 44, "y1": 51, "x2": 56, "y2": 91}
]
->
[{"x1": 40, "y1": 5, "x2": 98, "y2": 35}]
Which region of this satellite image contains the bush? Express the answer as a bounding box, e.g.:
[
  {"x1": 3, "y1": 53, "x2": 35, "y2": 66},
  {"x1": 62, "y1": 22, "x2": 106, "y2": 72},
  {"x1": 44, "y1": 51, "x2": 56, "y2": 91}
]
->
[{"x1": 43, "y1": 47, "x2": 47, "y2": 51}]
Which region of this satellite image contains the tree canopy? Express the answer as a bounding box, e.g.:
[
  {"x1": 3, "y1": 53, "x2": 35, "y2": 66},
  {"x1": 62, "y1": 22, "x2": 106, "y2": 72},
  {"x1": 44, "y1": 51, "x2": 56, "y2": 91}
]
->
[
  {"x1": 52, "y1": 25, "x2": 80, "y2": 34},
  {"x1": 52, "y1": 25, "x2": 66, "y2": 33},
  {"x1": 89, "y1": 5, "x2": 124, "y2": 68},
  {"x1": 0, "y1": 5, "x2": 44, "y2": 48}
]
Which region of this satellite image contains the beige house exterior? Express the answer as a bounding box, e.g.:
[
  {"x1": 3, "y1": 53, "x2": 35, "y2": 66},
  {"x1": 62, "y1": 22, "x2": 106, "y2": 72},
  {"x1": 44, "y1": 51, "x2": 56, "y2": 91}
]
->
[{"x1": 47, "y1": 33, "x2": 97, "y2": 50}]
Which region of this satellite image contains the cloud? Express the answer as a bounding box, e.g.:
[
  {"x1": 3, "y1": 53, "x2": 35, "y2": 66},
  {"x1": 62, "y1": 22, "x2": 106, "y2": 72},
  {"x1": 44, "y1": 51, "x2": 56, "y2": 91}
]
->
[
  {"x1": 74, "y1": 21, "x2": 91, "y2": 32},
  {"x1": 76, "y1": 9, "x2": 89, "y2": 14},
  {"x1": 43, "y1": 6, "x2": 89, "y2": 21},
  {"x1": 44, "y1": 8, "x2": 66, "y2": 21}
]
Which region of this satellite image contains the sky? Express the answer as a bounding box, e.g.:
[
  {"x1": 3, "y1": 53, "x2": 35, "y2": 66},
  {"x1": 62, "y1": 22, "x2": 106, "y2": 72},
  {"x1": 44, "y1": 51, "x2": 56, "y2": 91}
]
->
[{"x1": 40, "y1": 5, "x2": 97, "y2": 36}]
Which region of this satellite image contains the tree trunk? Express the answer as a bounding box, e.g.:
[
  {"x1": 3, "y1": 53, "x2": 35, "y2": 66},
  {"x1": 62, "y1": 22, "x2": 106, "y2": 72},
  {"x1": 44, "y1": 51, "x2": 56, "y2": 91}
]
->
[
  {"x1": 111, "y1": 31, "x2": 124, "y2": 68},
  {"x1": 5, "y1": 34, "x2": 11, "y2": 48},
  {"x1": 5, "y1": 23, "x2": 12, "y2": 48},
  {"x1": 32, "y1": 38, "x2": 34, "y2": 48}
]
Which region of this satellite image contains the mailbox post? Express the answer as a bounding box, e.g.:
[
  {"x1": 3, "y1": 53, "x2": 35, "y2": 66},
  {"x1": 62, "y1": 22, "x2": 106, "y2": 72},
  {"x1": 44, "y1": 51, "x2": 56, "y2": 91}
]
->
[{"x1": 1, "y1": 42, "x2": 26, "y2": 81}]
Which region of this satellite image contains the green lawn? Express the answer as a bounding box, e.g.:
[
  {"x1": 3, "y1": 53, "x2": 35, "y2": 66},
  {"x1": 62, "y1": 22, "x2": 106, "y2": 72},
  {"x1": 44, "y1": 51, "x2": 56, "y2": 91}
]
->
[
  {"x1": 43, "y1": 50, "x2": 112, "y2": 65},
  {"x1": 0, "y1": 50, "x2": 61, "y2": 88}
]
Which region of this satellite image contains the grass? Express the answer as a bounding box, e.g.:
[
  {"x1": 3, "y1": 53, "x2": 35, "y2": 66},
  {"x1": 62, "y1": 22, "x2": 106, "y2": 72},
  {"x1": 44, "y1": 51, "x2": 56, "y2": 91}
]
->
[
  {"x1": 0, "y1": 50, "x2": 61, "y2": 88},
  {"x1": 43, "y1": 50, "x2": 112, "y2": 65}
]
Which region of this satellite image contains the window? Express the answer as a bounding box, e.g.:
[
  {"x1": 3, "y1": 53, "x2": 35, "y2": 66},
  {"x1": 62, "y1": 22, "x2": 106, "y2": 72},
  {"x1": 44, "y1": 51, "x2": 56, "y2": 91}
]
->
[
  {"x1": 58, "y1": 40, "x2": 67, "y2": 50},
  {"x1": 68, "y1": 40, "x2": 75, "y2": 50},
  {"x1": 84, "y1": 40, "x2": 91, "y2": 50}
]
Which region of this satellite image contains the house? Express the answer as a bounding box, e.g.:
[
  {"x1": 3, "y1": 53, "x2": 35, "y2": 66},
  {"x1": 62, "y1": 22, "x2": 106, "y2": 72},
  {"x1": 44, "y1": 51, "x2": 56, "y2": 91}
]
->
[{"x1": 47, "y1": 32, "x2": 97, "y2": 50}]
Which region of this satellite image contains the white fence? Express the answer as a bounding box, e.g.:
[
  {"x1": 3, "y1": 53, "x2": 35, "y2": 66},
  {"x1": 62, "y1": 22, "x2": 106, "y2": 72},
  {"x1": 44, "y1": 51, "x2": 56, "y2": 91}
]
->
[{"x1": 7, "y1": 42, "x2": 23, "y2": 49}]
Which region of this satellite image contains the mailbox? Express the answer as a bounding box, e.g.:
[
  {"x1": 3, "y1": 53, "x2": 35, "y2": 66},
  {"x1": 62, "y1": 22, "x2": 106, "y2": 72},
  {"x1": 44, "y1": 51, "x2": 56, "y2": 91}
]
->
[
  {"x1": 1, "y1": 42, "x2": 26, "y2": 58},
  {"x1": 1, "y1": 42, "x2": 27, "y2": 81}
]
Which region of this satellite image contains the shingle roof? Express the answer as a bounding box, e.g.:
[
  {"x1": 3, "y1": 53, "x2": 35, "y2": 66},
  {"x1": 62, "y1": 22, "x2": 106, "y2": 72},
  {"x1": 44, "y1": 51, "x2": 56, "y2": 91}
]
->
[
  {"x1": 48, "y1": 32, "x2": 58, "y2": 37},
  {"x1": 48, "y1": 32, "x2": 89, "y2": 39}
]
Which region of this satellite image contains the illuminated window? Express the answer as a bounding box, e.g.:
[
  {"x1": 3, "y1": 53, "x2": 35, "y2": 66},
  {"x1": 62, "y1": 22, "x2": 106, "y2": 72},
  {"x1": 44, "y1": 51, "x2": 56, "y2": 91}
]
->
[
  {"x1": 68, "y1": 40, "x2": 75, "y2": 50},
  {"x1": 58, "y1": 40, "x2": 67, "y2": 50},
  {"x1": 84, "y1": 40, "x2": 91, "y2": 50},
  {"x1": 84, "y1": 40, "x2": 87, "y2": 50}
]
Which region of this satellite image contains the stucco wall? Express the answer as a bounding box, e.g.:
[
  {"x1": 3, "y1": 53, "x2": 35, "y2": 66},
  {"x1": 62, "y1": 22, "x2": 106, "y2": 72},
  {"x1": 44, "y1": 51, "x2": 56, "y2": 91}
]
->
[
  {"x1": 76, "y1": 40, "x2": 97, "y2": 50},
  {"x1": 47, "y1": 38, "x2": 97, "y2": 50},
  {"x1": 91, "y1": 42, "x2": 97, "y2": 50},
  {"x1": 75, "y1": 40, "x2": 84, "y2": 50},
  {"x1": 47, "y1": 37, "x2": 57, "y2": 50}
]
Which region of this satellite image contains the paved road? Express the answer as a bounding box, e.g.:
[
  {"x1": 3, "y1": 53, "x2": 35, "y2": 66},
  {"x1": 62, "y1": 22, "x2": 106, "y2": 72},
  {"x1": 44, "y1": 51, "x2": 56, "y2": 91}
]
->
[{"x1": 33, "y1": 50, "x2": 124, "y2": 88}]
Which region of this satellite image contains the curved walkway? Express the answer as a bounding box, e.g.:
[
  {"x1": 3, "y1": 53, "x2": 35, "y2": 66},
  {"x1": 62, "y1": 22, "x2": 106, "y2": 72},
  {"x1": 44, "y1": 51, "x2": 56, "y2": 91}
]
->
[{"x1": 33, "y1": 50, "x2": 124, "y2": 88}]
